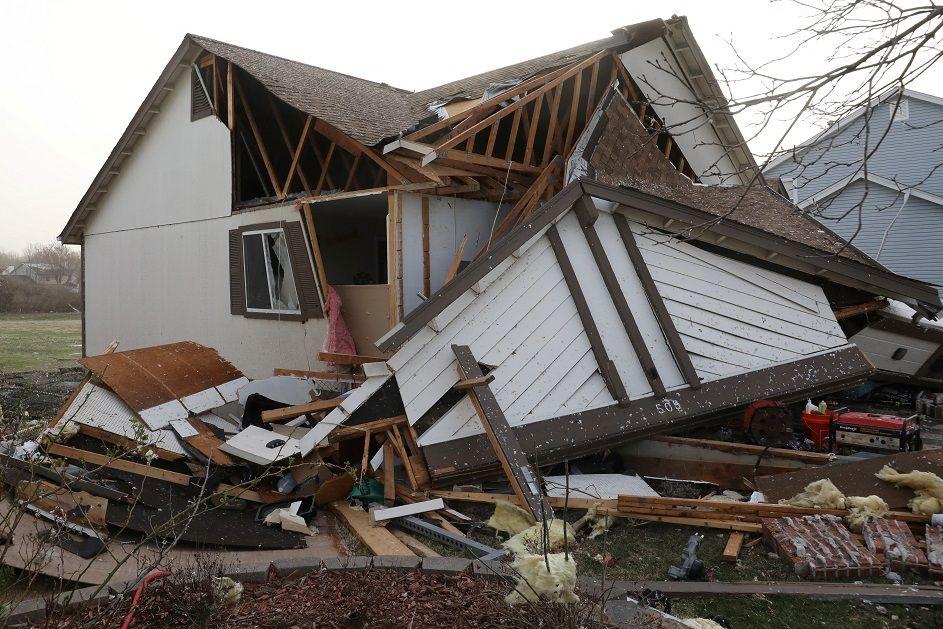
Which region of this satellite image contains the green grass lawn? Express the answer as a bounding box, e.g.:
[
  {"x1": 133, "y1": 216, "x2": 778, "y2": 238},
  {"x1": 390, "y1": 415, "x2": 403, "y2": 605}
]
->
[{"x1": 0, "y1": 313, "x2": 82, "y2": 373}]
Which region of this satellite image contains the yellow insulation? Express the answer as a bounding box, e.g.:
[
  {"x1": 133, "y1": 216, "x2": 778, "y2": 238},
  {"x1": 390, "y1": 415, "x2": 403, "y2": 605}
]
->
[{"x1": 505, "y1": 553, "x2": 578, "y2": 604}]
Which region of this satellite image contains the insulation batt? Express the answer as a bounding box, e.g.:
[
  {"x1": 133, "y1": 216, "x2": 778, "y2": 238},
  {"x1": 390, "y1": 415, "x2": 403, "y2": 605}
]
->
[
  {"x1": 844, "y1": 495, "x2": 889, "y2": 532},
  {"x1": 573, "y1": 502, "x2": 617, "y2": 539},
  {"x1": 782, "y1": 478, "x2": 846, "y2": 509},
  {"x1": 487, "y1": 501, "x2": 536, "y2": 536},
  {"x1": 503, "y1": 519, "x2": 576, "y2": 556},
  {"x1": 505, "y1": 553, "x2": 578, "y2": 605},
  {"x1": 875, "y1": 465, "x2": 943, "y2": 515},
  {"x1": 781, "y1": 479, "x2": 888, "y2": 531},
  {"x1": 211, "y1": 577, "x2": 243, "y2": 608}
]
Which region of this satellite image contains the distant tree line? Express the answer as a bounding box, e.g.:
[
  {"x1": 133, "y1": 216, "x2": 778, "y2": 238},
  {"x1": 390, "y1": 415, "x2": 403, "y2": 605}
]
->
[{"x1": 0, "y1": 242, "x2": 81, "y2": 313}]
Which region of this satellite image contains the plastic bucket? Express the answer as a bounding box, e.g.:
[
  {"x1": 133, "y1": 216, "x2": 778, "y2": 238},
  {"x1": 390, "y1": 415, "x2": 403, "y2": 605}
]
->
[{"x1": 801, "y1": 411, "x2": 831, "y2": 448}]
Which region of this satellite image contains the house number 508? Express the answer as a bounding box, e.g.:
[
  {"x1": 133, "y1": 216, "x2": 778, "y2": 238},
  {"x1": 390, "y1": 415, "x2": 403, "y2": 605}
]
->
[{"x1": 655, "y1": 399, "x2": 682, "y2": 414}]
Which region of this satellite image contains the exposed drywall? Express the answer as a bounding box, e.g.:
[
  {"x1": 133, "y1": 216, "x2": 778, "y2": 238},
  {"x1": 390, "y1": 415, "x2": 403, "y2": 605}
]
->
[
  {"x1": 400, "y1": 193, "x2": 506, "y2": 314},
  {"x1": 82, "y1": 71, "x2": 326, "y2": 377}
]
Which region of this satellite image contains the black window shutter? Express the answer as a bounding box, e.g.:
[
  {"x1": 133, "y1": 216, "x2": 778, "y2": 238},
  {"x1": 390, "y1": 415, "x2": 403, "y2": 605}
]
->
[
  {"x1": 229, "y1": 229, "x2": 246, "y2": 315},
  {"x1": 191, "y1": 67, "x2": 212, "y2": 121},
  {"x1": 283, "y1": 222, "x2": 324, "y2": 320}
]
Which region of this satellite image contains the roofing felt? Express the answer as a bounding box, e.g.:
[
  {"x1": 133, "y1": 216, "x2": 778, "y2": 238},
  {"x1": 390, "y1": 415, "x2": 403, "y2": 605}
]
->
[{"x1": 583, "y1": 89, "x2": 880, "y2": 268}]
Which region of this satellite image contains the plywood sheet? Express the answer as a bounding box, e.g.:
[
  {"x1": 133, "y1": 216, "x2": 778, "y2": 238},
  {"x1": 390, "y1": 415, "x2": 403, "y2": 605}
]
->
[
  {"x1": 81, "y1": 341, "x2": 247, "y2": 429},
  {"x1": 756, "y1": 449, "x2": 943, "y2": 509}
]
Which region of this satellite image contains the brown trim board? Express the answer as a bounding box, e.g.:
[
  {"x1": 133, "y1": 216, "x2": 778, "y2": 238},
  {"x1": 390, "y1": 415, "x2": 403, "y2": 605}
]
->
[
  {"x1": 574, "y1": 195, "x2": 666, "y2": 396},
  {"x1": 452, "y1": 344, "x2": 554, "y2": 520},
  {"x1": 421, "y1": 345, "x2": 873, "y2": 482},
  {"x1": 578, "y1": 179, "x2": 941, "y2": 310},
  {"x1": 548, "y1": 224, "x2": 629, "y2": 406},
  {"x1": 613, "y1": 212, "x2": 700, "y2": 389}
]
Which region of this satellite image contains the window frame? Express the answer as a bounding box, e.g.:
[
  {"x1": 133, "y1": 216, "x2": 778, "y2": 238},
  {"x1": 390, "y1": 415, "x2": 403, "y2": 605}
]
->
[{"x1": 241, "y1": 227, "x2": 302, "y2": 316}]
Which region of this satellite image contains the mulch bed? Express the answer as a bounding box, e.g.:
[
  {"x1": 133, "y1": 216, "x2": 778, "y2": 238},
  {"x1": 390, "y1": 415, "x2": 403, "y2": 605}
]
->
[{"x1": 43, "y1": 568, "x2": 611, "y2": 628}]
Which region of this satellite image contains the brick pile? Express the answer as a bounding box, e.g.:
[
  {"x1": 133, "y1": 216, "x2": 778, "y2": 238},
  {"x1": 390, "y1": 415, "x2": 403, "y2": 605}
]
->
[
  {"x1": 927, "y1": 525, "x2": 943, "y2": 579},
  {"x1": 763, "y1": 515, "x2": 883, "y2": 579},
  {"x1": 862, "y1": 518, "x2": 928, "y2": 573}
]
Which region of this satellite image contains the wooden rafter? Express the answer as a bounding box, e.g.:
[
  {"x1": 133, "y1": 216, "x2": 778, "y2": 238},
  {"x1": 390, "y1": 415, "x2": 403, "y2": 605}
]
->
[
  {"x1": 233, "y1": 72, "x2": 280, "y2": 194},
  {"x1": 268, "y1": 96, "x2": 315, "y2": 196},
  {"x1": 280, "y1": 114, "x2": 312, "y2": 198},
  {"x1": 313, "y1": 119, "x2": 411, "y2": 185}
]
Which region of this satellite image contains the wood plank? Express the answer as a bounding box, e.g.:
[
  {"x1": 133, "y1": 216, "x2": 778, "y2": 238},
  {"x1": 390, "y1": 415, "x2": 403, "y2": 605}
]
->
[
  {"x1": 563, "y1": 69, "x2": 583, "y2": 157},
  {"x1": 390, "y1": 529, "x2": 441, "y2": 557},
  {"x1": 576, "y1": 197, "x2": 666, "y2": 397},
  {"x1": 371, "y1": 499, "x2": 446, "y2": 522},
  {"x1": 443, "y1": 234, "x2": 468, "y2": 285},
  {"x1": 233, "y1": 73, "x2": 280, "y2": 193},
  {"x1": 330, "y1": 501, "x2": 415, "y2": 556},
  {"x1": 548, "y1": 225, "x2": 629, "y2": 405},
  {"x1": 723, "y1": 532, "x2": 745, "y2": 562},
  {"x1": 387, "y1": 427, "x2": 419, "y2": 491},
  {"x1": 226, "y1": 61, "x2": 234, "y2": 130},
  {"x1": 833, "y1": 299, "x2": 889, "y2": 319},
  {"x1": 179, "y1": 417, "x2": 237, "y2": 465},
  {"x1": 383, "y1": 440, "x2": 396, "y2": 505},
  {"x1": 609, "y1": 508, "x2": 763, "y2": 532},
  {"x1": 452, "y1": 344, "x2": 553, "y2": 520},
  {"x1": 280, "y1": 114, "x2": 313, "y2": 198},
  {"x1": 613, "y1": 213, "x2": 700, "y2": 389},
  {"x1": 453, "y1": 374, "x2": 495, "y2": 390},
  {"x1": 540, "y1": 84, "x2": 563, "y2": 166},
  {"x1": 75, "y1": 424, "x2": 184, "y2": 462},
  {"x1": 330, "y1": 415, "x2": 408, "y2": 441},
  {"x1": 45, "y1": 443, "x2": 191, "y2": 486},
  {"x1": 318, "y1": 352, "x2": 386, "y2": 366},
  {"x1": 260, "y1": 397, "x2": 343, "y2": 423},
  {"x1": 274, "y1": 367, "x2": 366, "y2": 383}
]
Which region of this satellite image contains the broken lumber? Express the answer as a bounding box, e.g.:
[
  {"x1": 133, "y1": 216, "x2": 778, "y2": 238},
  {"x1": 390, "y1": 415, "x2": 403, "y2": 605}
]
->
[
  {"x1": 453, "y1": 374, "x2": 495, "y2": 391},
  {"x1": 317, "y1": 352, "x2": 385, "y2": 366},
  {"x1": 390, "y1": 529, "x2": 440, "y2": 557},
  {"x1": 330, "y1": 502, "x2": 416, "y2": 556},
  {"x1": 45, "y1": 443, "x2": 192, "y2": 486},
  {"x1": 722, "y1": 532, "x2": 745, "y2": 562},
  {"x1": 261, "y1": 397, "x2": 344, "y2": 423},
  {"x1": 452, "y1": 344, "x2": 553, "y2": 521},
  {"x1": 274, "y1": 368, "x2": 366, "y2": 384}
]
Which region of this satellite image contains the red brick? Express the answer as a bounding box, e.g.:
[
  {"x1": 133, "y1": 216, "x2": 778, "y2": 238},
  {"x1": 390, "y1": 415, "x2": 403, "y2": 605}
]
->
[
  {"x1": 862, "y1": 518, "x2": 928, "y2": 574},
  {"x1": 763, "y1": 515, "x2": 882, "y2": 580}
]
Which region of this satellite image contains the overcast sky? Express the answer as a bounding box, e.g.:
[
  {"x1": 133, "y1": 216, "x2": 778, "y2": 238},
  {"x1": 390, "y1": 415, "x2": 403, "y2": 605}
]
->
[{"x1": 0, "y1": 0, "x2": 939, "y2": 252}]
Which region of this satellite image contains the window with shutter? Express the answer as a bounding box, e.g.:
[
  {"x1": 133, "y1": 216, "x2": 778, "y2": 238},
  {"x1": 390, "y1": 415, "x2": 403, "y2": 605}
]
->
[
  {"x1": 228, "y1": 221, "x2": 323, "y2": 321},
  {"x1": 191, "y1": 67, "x2": 212, "y2": 121}
]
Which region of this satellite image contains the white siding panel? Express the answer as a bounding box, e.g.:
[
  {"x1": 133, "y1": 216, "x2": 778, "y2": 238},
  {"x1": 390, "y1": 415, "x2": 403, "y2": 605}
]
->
[
  {"x1": 556, "y1": 212, "x2": 652, "y2": 397},
  {"x1": 849, "y1": 326, "x2": 940, "y2": 375}
]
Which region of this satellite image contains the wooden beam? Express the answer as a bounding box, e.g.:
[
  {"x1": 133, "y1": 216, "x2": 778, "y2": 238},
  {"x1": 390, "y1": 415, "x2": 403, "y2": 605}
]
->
[
  {"x1": 280, "y1": 114, "x2": 313, "y2": 198},
  {"x1": 272, "y1": 367, "x2": 365, "y2": 383},
  {"x1": 343, "y1": 152, "x2": 363, "y2": 191},
  {"x1": 330, "y1": 501, "x2": 415, "y2": 556},
  {"x1": 443, "y1": 235, "x2": 468, "y2": 285},
  {"x1": 46, "y1": 443, "x2": 191, "y2": 486},
  {"x1": 260, "y1": 397, "x2": 344, "y2": 423},
  {"x1": 832, "y1": 299, "x2": 889, "y2": 319},
  {"x1": 233, "y1": 72, "x2": 280, "y2": 194},
  {"x1": 330, "y1": 415, "x2": 408, "y2": 442},
  {"x1": 453, "y1": 374, "x2": 495, "y2": 390},
  {"x1": 541, "y1": 85, "x2": 563, "y2": 166},
  {"x1": 313, "y1": 119, "x2": 410, "y2": 185},
  {"x1": 483, "y1": 155, "x2": 561, "y2": 251},
  {"x1": 504, "y1": 108, "x2": 523, "y2": 162},
  {"x1": 613, "y1": 212, "x2": 700, "y2": 389},
  {"x1": 575, "y1": 197, "x2": 666, "y2": 397},
  {"x1": 226, "y1": 61, "x2": 234, "y2": 131},
  {"x1": 301, "y1": 203, "x2": 329, "y2": 303},
  {"x1": 452, "y1": 344, "x2": 553, "y2": 520},
  {"x1": 315, "y1": 142, "x2": 336, "y2": 193},
  {"x1": 268, "y1": 97, "x2": 314, "y2": 196},
  {"x1": 723, "y1": 532, "x2": 746, "y2": 562},
  {"x1": 422, "y1": 196, "x2": 431, "y2": 296},
  {"x1": 75, "y1": 424, "x2": 184, "y2": 463},
  {"x1": 563, "y1": 69, "x2": 583, "y2": 157},
  {"x1": 317, "y1": 351, "x2": 385, "y2": 366},
  {"x1": 547, "y1": 225, "x2": 629, "y2": 405},
  {"x1": 383, "y1": 440, "x2": 396, "y2": 505},
  {"x1": 522, "y1": 93, "x2": 544, "y2": 166}
]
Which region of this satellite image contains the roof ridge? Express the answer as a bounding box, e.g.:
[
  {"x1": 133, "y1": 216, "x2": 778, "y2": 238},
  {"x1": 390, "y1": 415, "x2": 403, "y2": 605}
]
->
[{"x1": 186, "y1": 33, "x2": 414, "y2": 95}]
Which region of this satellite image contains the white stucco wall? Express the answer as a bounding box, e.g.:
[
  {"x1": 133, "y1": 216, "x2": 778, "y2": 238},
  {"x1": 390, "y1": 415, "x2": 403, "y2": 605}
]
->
[{"x1": 82, "y1": 70, "x2": 327, "y2": 378}]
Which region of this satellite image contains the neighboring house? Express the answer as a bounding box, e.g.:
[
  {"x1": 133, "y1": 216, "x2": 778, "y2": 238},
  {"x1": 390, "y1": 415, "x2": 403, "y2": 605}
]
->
[
  {"x1": 766, "y1": 89, "x2": 943, "y2": 388},
  {"x1": 765, "y1": 89, "x2": 943, "y2": 298},
  {"x1": 59, "y1": 16, "x2": 939, "y2": 394},
  {"x1": 3, "y1": 262, "x2": 77, "y2": 288}
]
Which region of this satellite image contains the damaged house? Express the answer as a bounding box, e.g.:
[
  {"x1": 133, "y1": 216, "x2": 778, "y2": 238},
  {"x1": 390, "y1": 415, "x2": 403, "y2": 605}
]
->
[
  {"x1": 57, "y1": 15, "x2": 942, "y2": 479},
  {"x1": 11, "y1": 14, "x2": 941, "y2": 600}
]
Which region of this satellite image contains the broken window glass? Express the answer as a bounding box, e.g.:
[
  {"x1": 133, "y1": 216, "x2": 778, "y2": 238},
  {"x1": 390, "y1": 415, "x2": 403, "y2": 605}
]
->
[{"x1": 242, "y1": 229, "x2": 300, "y2": 314}]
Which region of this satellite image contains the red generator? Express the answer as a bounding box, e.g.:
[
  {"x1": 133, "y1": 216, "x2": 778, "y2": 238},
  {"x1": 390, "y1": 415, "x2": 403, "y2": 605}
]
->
[{"x1": 828, "y1": 410, "x2": 921, "y2": 454}]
